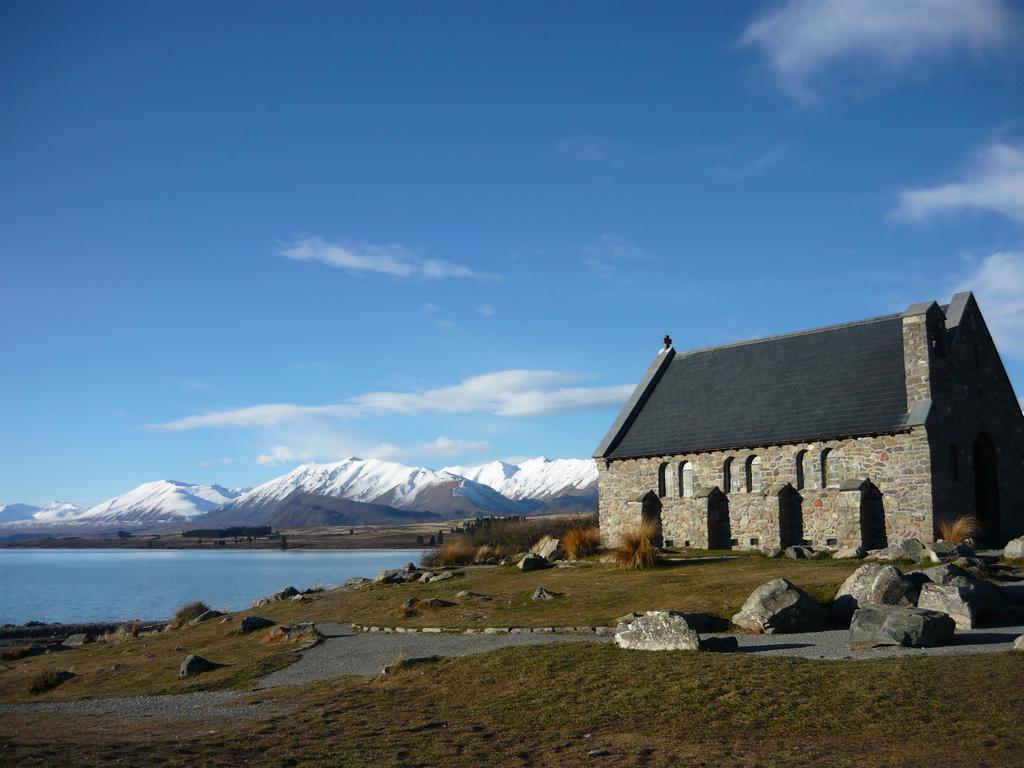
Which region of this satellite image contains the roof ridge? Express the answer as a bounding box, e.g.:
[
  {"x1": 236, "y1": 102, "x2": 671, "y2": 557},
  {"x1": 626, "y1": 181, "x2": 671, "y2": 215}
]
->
[{"x1": 674, "y1": 312, "x2": 902, "y2": 357}]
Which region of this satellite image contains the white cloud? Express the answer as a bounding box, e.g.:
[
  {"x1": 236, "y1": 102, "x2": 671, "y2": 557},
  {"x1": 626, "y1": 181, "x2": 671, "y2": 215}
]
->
[
  {"x1": 740, "y1": 0, "x2": 1009, "y2": 99},
  {"x1": 955, "y1": 251, "x2": 1024, "y2": 356},
  {"x1": 182, "y1": 380, "x2": 214, "y2": 391},
  {"x1": 476, "y1": 305, "x2": 496, "y2": 317},
  {"x1": 254, "y1": 445, "x2": 316, "y2": 466},
  {"x1": 420, "y1": 302, "x2": 438, "y2": 313},
  {"x1": 151, "y1": 370, "x2": 634, "y2": 430},
  {"x1": 198, "y1": 458, "x2": 235, "y2": 467},
  {"x1": 278, "y1": 235, "x2": 500, "y2": 281},
  {"x1": 893, "y1": 142, "x2": 1024, "y2": 224},
  {"x1": 556, "y1": 136, "x2": 620, "y2": 164}
]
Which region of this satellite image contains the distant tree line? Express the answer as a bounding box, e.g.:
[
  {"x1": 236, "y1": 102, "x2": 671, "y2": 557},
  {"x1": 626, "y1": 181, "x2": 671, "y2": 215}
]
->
[{"x1": 182, "y1": 526, "x2": 273, "y2": 539}]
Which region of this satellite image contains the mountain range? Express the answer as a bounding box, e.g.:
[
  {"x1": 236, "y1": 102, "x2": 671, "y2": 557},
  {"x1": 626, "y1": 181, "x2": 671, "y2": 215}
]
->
[{"x1": 0, "y1": 456, "x2": 598, "y2": 529}]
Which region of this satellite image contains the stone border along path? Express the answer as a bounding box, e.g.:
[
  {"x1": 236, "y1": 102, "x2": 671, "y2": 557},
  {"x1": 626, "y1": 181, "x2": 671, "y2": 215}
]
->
[{"x1": 2, "y1": 620, "x2": 1022, "y2": 721}]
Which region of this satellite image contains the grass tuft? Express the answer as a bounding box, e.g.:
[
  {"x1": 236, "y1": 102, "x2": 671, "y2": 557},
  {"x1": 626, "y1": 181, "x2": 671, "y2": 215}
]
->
[
  {"x1": 614, "y1": 522, "x2": 658, "y2": 570},
  {"x1": 562, "y1": 526, "x2": 602, "y2": 559},
  {"x1": 28, "y1": 669, "x2": 71, "y2": 695},
  {"x1": 439, "y1": 539, "x2": 478, "y2": 567},
  {"x1": 937, "y1": 515, "x2": 980, "y2": 545},
  {"x1": 169, "y1": 601, "x2": 211, "y2": 630}
]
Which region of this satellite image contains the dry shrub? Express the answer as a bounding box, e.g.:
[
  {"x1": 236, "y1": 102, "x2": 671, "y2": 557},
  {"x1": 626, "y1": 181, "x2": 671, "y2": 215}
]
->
[
  {"x1": 614, "y1": 522, "x2": 658, "y2": 570},
  {"x1": 439, "y1": 539, "x2": 477, "y2": 566},
  {"x1": 29, "y1": 669, "x2": 72, "y2": 695},
  {"x1": 563, "y1": 526, "x2": 602, "y2": 559},
  {"x1": 474, "y1": 544, "x2": 496, "y2": 563},
  {"x1": 937, "y1": 515, "x2": 980, "y2": 545},
  {"x1": 169, "y1": 601, "x2": 210, "y2": 630}
]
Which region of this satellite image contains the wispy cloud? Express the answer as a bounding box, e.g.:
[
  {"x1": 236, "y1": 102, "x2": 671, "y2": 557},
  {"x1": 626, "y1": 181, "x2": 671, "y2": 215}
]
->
[
  {"x1": 555, "y1": 136, "x2": 685, "y2": 168},
  {"x1": 709, "y1": 145, "x2": 788, "y2": 179},
  {"x1": 151, "y1": 370, "x2": 633, "y2": 431},
  {"x1": 182, "y1": 380, "x2": 214, "y2": 391},
  {"x1": 740, "y1": 0, "x2": 1010, "y2": 100},
  {"x1": 198, "y1": 457, "x2": 235, "y2": 467},
  {"x1": 476, "y1": 305, "x2": 496, "y2": 317},
  {"x1": 893, "y1": 142, "x2": 1024, "y2": 224},
  {"x1": 278, "y1": 235, "x2": 501, "y2": 281},
  {"x1": 579, "y1": 235, "x2": 658, "y2": 279},
  {"x1": 420, "y1": 302, "x2": 439, "y2": 313},
  {"x1": 955, "y1": 251, "x2": 1024, "y2": 356},
  {"x1": 254, "y1": 445, "x2": 316, "y2": 466}
]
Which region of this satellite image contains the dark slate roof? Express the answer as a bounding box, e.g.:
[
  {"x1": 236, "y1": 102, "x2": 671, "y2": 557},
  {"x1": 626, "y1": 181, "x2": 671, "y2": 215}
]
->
[{"x1": 598, "y1": 314, "x2": 910, "y2": 459}]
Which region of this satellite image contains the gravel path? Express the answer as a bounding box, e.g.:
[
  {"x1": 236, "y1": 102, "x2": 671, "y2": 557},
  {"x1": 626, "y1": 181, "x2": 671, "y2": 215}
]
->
[{"x1": 3, "y1": 619, "x2": 1020, "y2": 720}]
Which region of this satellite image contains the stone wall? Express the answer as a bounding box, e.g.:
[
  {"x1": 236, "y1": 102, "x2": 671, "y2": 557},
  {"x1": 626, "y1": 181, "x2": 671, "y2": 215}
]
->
[{"x1": 598, "y1": 429, "x2": 933, "y2": 549}]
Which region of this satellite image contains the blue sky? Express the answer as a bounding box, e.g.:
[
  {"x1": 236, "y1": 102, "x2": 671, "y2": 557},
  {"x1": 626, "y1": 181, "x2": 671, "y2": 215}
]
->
[{"x1": 2, "y1": 0, "x2": 1023, "y2": 506}]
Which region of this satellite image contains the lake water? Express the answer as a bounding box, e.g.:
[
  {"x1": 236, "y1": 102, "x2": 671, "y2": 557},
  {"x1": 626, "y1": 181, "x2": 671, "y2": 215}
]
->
[{"x1": 0, "y1": 548, "x2": 424, "y2": 625}]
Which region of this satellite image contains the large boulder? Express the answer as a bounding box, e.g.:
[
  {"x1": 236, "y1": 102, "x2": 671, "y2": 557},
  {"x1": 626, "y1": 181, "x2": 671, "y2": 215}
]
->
[
  {"x1": 920, "y1": 564, "x2": 1003, "y2": 615},
  {"x1": 518, "y1": 553, "x2": 549, "y2": 571},
  {"x1": 832, "y1": 547, "x2": 865, "y2": 560},
  {"x1": 849, "y1": 606, "x2": 955, "y2": 649},
  {"x1": 870, "y1": 538, "x2": 926, "y2": 563},
  {"x1": 916, "y1": 583, "x2": 975, "y2": 629},
  {"x1": 189, "y1": 609, "x2": 225, "y2": 626},
  {"x1": 731, "y1": 578, "x2": 829, "y2": 634},
  {"x1": 1013, "y1": 634, "x2": 1024, "y2": 652},
  {"x1": 63, "y1": 633, "x2": 95, "y2": 647},
  {"x1": 266, "y1": 622, "x2": 321, "y2": 646},
  {"x1": 531, "y1": 536, "x2": 563, "y2": 561},
  {"x1": 1004, "y1": 536, "x2": 1024, "y2": 560},
  {"x1": 924, "y1": 540, "x2": 972, "y2": 564},
  {"x1": 614, "y1": 611, "x2": 700, "y2": 651},
  {"x1": 784, "y1": 546, "x2": 812, "y2": 560},
  {"x1": 832, "y1": 564, "x2": 920, "y2": 624},
  {"x1": 179, "y1": 654, "x2": 224, "y2": 677}
]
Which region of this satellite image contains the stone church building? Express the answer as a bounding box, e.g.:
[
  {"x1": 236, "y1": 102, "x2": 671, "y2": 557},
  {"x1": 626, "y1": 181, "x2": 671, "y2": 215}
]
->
[{"x1": 595, "y1": 292, "x2": 1024, "y2": 551}]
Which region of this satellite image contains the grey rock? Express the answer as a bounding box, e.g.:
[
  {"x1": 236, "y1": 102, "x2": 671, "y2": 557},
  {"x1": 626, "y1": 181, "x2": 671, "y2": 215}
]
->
[
  {"x1": 456, "y1": 590, "x2": 491, "y2": 600},
  {"x1": 832, "y1": 546, "x2": 865, "y2": 560},
  {"x1": 588, "y1": 749, "x2": 611, "y2": 757},
  {"x1": 238, "y1": 616, "x2": 275, "y2": 634},
  {"x1": 375, "y1": 569, "x2": 402, "y2": 584},
  {"x1": 833, "y1": 564, "x2": 920, "y2": 624},
  {"x1": 428, "y1": 571, "x2": 456, "y2": 582},
  {"x1": 179, "y1": 654, "x2": 224, "y2": 677},
  {"x1": 849, "y1": 605, "x2": 955, "y2": 649},
  {"x1": 532, "y1": 587, "x2": 562, "y2": 601},
  {"x1": 401, "y1": 597, "x2": 419, "y2": 612},
  {"x1": 382, "y1": 655, "x2": 440, "y2": 675},
  {"x1": 732, "y1": 578, "x2": 828, "y2": 634},
  {"x1": 1004, "y1": 536, "x2": 1024, "y2": 560},
  {"x1": 518, "y1": 553, "x2": 548, "y2": 571},
  {"x1": 615, "y1": 612, "x2": 643, "y2": 626},
  {"x1": 761, "y1": 547, "x2": 783, "y2": 559},
  {"x1": 531, "y1": 535, "x2": 563, "y2": 561},
  {"x1": 267, "y1": 622, "x2": 321, "y2": 645},
  {"x1": 917, "y1": 583, "x2": 975, "y2": 629},
  {"x1": 870, "y1": 538, "x2": 926, "y2": 563},
  {"x1": 63, "y1": 633, "x2": 95, "y2": 647},
  {"x1": 924, "y1": 540, "x2": 973, "y2": 563},
  {"x1": 784, "y1": 546, "x2": 812, "y2": 560},
  {"x1": 189, "y1": 610, "x2": 225, "y2": 626},
  {"x1": 614, "y1": 611, "x2": 700, "y2": 651},
  {"x1": 920, "y1": 564, "x2": 1003, "y2": 614},
  {"x1": 251, "y1": 586, "x2": 300, "y2": 607},
  {"x1": 343, "y1": 576, "x2": 372, "y2": 588},
  {"x1": 1013, "y1": 634, "x2": 1024, "y2": 652},
  {"x1": 423, "y1": 598, "x2": 456, "y2": 608}
]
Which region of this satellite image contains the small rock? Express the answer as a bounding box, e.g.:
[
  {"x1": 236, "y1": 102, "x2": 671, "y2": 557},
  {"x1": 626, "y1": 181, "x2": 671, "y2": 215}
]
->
[
  {"x1": 251, "y1": 586, "x2": 300, "y2": 608},
  {"x1": 916, "y1": 583, "x2": 975, "y2": 629},
  {"x1": 375, "y1": 569, "x2": 402, "y2": 584},
  {"x1": 588, "y1": 749, "x2": 610, "y2": 757},
  {"x1": 403, "y1": 562, "x2": 417, "y2": 573},
  {"x1": 614, "y1": 612, "x2": 642, "y2": 627},
  {"x1": 423, "y1": 598, "x2": 456, "y2": 608},
  {"x1": 761, "y1": 547, "x2": 783, "y2": 559},
  {"x1": 456, "y1": 589, "x2": 490, "y2": 599},
  {"x1": 1003, "y1": 536, "x2": 1024, "y2": 560},
  {"x1": 518, "y1": 553, "x2": 548, "y2": 571},
  {"x1": 531, "y1": 535, "x2": 564, "y2": 561},
  {"x1": 238, "y1": 616, "x2": 275, "y2": 634},
  {"x1": 429, "y1": 571, "x2": 456, "y2": 582},
  {"x1": 532, "y1": 587, "x2": 562, "y2": 601},
  {"x1": 732, "y1": 578, "x2": 828, "y2": 634},
  {"x1": 382, "y1": 655, "x2": 440, "y2": 675},
  {"x1": 849, "y1": 605, "x2": 955, "y2": 649},
  {"x1": 832, "y1": 547, "x2": 865, "y2": 560},
  {"x1": 614, "y1": 611, "x2": 700, "y2": 651},
  {"x1": 179, "y1": 654, "x2": 224, "y2": 677},
  {"x1": 63, "y1": 633, "x2": 95, "y2": 647},
  {"x1": 869, "y1": 538, "x2": 926, "y2": 563},
  {"x1": 1013, "y1": 634, "x2": 1024, "y2": 651},
  {"x1": 189, "y1": 609, "x2": 225, "y2": 626},
  {"x1": 924, "y1": 540, "x2": 973, "y2": 563},
  {"x1": 401, "y1": 597, "x2": 420, "y2": 612},
  {"x1": 784, "y1": 546, "x2": 811, "y2": 560}
]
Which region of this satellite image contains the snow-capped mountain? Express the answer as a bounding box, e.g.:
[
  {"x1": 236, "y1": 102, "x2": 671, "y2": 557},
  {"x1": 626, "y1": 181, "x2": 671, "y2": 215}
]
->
[
  {"x1": 441, "y1": 457, "x2": 598, "y2": 502},
  {"x1": 0, "y1": 501, "x2": 82, "y2": 524},
  {"x1": 204, "y1": 457, "x2": 524, "y2": 523},
  {"x1": 72, "y1": 481, "x2": 242, "y2": 525}
]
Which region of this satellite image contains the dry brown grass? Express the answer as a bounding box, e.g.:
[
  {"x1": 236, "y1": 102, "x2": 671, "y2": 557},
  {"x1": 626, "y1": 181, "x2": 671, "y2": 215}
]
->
[
  {"x1": 563, "y1": 526, "x2": 602, "y2": 559},
  {"x1": 439, "y1": 539, "x2": 477, "y2": 566},
  {"x1": 168, "y1": 601, "x2": 210, "y2": 630},
  {"x1": 474, "y1": 544, "x2": 496, "y2": 563},
  {"x1": 937, "y1": 515, "x2": 980, "y2": 544},
  {"x1": 614, "y1": 522, "x2": 658, "y2": 570},
  {"x1": 28, "y1": 669, "x2": 71, "y2": 695}
]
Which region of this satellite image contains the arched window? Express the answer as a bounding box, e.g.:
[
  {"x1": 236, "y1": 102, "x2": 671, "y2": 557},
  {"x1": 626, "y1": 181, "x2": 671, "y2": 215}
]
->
[
  {"x1": 820, "y1": 448, "x2": 833, "y2": 488},
  {"x1": 745, "y1": 455, "x2": 762, "y2": 492},
  {"x1": 679, "y1": 461, "x2": 694, "y2": 498},
  {"x1": 657, "y1": 462, "x2": 668, "y2": 498},
  {"x1": 795, "y1": 450, "x2": 807, "y2": 490},
  {"x1": 722, "y1": 457, "x2": 734, "y2": 495}
]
